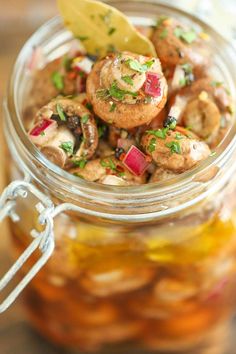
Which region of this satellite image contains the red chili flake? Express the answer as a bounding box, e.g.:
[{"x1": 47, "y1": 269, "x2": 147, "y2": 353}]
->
[
  {"x1": 122, "y1": 145, "x2": 150, "y2": 176},
  {"x1": 30, "y1": 119, "x2": 54, "y2": 136},
  {"x1": 144, "y1": 72, "x2": 161, "y2": 97}
]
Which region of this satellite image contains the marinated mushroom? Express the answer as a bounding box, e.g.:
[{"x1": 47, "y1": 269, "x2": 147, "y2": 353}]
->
[
  {"x1": 151, "y1": 17, "x2": 210, "y2": 77},
  {"x1": 29, "y1": 98, "x2": 98, "y2": 167},
  {"x1": 141, "y1": 127, "x2": 211, "y2": 173},
  {"x1": 86, "y1": 51, "x2": 168, "y2": 129},
  {"x1": 69, "y1": 156, "x2": 147, "y2": 185}
]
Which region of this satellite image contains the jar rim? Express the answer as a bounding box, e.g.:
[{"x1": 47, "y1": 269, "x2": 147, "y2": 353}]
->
[{"x1": 5, "y1": 1, "x2": 236, "y2": 220}]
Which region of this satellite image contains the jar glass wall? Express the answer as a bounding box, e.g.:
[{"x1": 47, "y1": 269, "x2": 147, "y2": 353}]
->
[{"x1": 4, "y1": 1, "x2": 236, "y2": 353}]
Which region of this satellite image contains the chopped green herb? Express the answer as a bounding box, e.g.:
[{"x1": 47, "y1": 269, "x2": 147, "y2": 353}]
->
[
  {"x1": 174, "y1": 27, "x2": 197, "y2": 44},
  {"x1": 85, "y1": 102, "x2": 93, "y2": 111},
  {"x1": 121, "y1": 75, "x2": 134, "y2": 86},
  {"x1": 98, "y1": 124, "x2": 107, "y2": 138},
  {"x1": 51, "y1": 71, "x2": 64, "y2": 91},
  {"x1": 40, "y1": 131, "x2": 45, "y2": 136},
  {"x1": 175, "y1": 133, "x2": 184, "y2": 140},
  {"x1": 109, "y1": 102, "x2": 117, "y2": 112},
  {"x1": 62, "y1": 55, "x2": 72, "y2": 72},
  {"x1": 210, "y1": 81, "x2": 223, "y2": 88},
  {"x1": 72, "y1": 158, "x2": 87, "y2": 168},
  {"x1": 165, "y1": 141, "x2": 181, "y2": 154},
  {"x1": 81, "y1": 114, "x2": 89, "y2": 124},
  {"x1": 99, "y1": 10, "x2": 112, "y2": 25},
  {"x1": 108, "y1": 27, "x2": 116, "y2": 36},
  {"x1": 77, "y1": 36, "x2": 89, "y2": 41},
  {"x1": 163, "y1": 116, "x2": 177, "y2": 130},
  {"x1": 146, "y1": 128, "x2": 169, "y2": 139},
  {"x1": 181, "y1": 63, "x2": 193, "y2": 74},
  {"x1": 126, "y1": 59, "x2": 155, "y2": 73},
  {"x1": 60, "y1": 141, "x2": 73, "y2": 155},
  {"x1": 179, "y1": 78, "x2": 186, "y2": 87},
  {"x1": 148, "y1": 138, "x2": 156, "y2": 153},
  {"x1": 100, "y1": 158, "x2": 117, "y2": 171},
  {"x1": 56, "y1": 103, "x2": 67, "y2": 121},
  {"x1": 97, "y1": 81, "x2": 138, "y2": 101},
  {"x1": 210, "y1": 151, "x2": 216, "y2": 157},
  {"x1": 159, "y1": 28, "x2": 168, "y2": 39}
]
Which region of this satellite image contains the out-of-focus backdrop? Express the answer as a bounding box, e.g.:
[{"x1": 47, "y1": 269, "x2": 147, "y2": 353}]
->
[{"x1": 0, "y1": 0, "x2": 236, "y2": 353}]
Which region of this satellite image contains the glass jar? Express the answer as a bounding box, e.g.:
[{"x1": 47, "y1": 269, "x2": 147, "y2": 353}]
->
[{"x1": 2, "y1": 1, "x2": 236, "y2": 353}]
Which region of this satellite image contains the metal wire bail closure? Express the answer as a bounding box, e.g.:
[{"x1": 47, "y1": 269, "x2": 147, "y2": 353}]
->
[{"x1": 0, "y1": 179, "x2": 55, "y2": 313}]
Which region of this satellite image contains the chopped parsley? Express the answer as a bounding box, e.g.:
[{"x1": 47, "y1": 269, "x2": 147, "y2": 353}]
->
[
  {"x1": 148, "y1": 138, "x2": 156, "y2": 153},
  {"x1": 72, "y1": 158, "x2": 87, "y2": 168},
  {"x1": 146, "y1": 127, "x2": 169, "y2": 139},
  {"x1": 121, "y1": 75, "x2": 134, "y2": 86},
  {"x1": 109, "y1": 102, "x2": 117, "y2": 112},
  {"x1": 126, "y1": 59, "x2": 155, "y2": 73},
  {"x1": 210, "y1": 151, "x2": 216, "y2": 157},
  {"x1": 100, "y1": 158, "x2": 117, "y2": 171},
  {"x1": 175, "y1": 133, "x2": 184, "y2": 140},
  {"x1": 98, "y1": 124, "x2": 107, "y2": 138},
  {"x1": 62, "y1": 55, "x2": 72, "y2": 71},
  {"x1": 165, "y1": 141, "x2": 181, "y2": 154},
  {"x1": 81, "y1": 114, "x2": 89, "y2": 124},
  {"x1": 163, "y1": 116, "x2": 177, "y2": 130},
  {"x1": 179, "y1": 63, "x2": 194, "y2": 87},
  {"x1": 77, "y1": 36, "x2": 89, "y2": 41},
  {"x1": 51, "y1": 71, "x2": 64, "y2": 91},
  {"x1": 174, "y1": 27, "x2": 197, "y2": 44},
  {"x1": 56, "y1": 103, "x2": 67, "y2": 121},
  {"x1": 108, "y1": 27, "x2": 116, "y2": 36},
  {"x1": 85, "y1": 102, "x2": 93, "y2": 111},
  {"x1": 96, "y1": 81, "x2": 138, "y2": 101},
  {"x1": 60, "y1": 141, "x2": 74, "y2": 155},
  {"x1": 159, "y1": 28, "x2": 168, "y2": 39},
  {"x1": 40, "y1": 131, "x2": 45, "y2": 136}
]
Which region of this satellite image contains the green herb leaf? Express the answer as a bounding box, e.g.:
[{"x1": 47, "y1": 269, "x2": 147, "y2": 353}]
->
[
  {"x1": 40, "y1": 132, "x2": 46, "y2": 136},
  {"x1": 126, "y1": 58, "x2": 155, "y2": 73},
  {"x1": 146, "y1": 128, "x2": 169, "y2": 139},
  {"x1": 175, "y1": 133, "x2": 184, "y2": 140},
  {"x1": 109, "y1": 102, "x2": 117, "y2": 112},
  {"x1": 109, "y1": 81, "x2": 138, "y2": 101},
  {"x1": 81, "y1": 114, "x2": 89, "y2": 124},
  {"x1": 121, "y1": 75, "x2": 134, "y2": 86},
  {"x1": 85, "y1": 102, "x2": 93, "y2": 111},
  {"x1": 108, "y1": 27, "x2": 116, "y2": 36},
  {"x1": 77, "y1": 35, "x2": 89, "y2": 41},
  {"x1": 62, "y1": 55, "x2": 72, "y2": 71},
  {"x1": 98, "y1": 124, "x2": 107, "y2": 138},
  {"x1": 100, "y1": 158, "x2": 117, "y2": 171},
  {"x1": 60, "y1": 141, "x2": 74, "y2": 154},
  {"x1": 174, "y1": 27, "x2": 197, "y2": 44},
  {"x1": 165, "y1": 141, "x2": 181, "y2": 154},
  {"x1": 72, "y1": 158, "x2": 87, "y2": 168},
  {"x1": 51, "y1": 71, "x2": 64, "y2": 91},
  {"x1": 148, "y1": 138, "x2": 156, "y2": 153},
  {"x1": 159, "y1": 28, "x2": 168, "y2": 39},
  {"x1": 56, "y1": 103, "x2": 67, "y2": 121}
]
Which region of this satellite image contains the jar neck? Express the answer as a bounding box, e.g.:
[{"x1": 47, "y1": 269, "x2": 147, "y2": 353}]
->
[{"x1": 4, "y1": 13, "x2": 236, "y2": 222}]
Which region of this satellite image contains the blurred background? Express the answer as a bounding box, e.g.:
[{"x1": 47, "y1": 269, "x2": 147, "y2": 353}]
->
[{"x1": 0, "y1": 0, "x2": 236, "y2": 353}]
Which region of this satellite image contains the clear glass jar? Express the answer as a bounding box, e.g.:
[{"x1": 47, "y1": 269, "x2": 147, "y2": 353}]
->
[{"x1": 2, "y1": 1, "x2": 236, "y2": 353}]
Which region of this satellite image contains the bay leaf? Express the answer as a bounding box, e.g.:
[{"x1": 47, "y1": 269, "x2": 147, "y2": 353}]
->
[{"x1": 57, "y1": 0, "x2": 156, "y2": 57}]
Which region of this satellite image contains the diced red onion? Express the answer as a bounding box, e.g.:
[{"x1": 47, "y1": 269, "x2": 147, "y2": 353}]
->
[
  {"x1": 122, "y1": 145, "x2": 150, "y2": 176},
  {"x1": 144, "y1": 72, "x2": 161, "y2": 97},
  {"x1": 171, "y1": 65, "x2": 185, "y2": 90},
  {"x1": 29, "y1": 119, "x2": 57, "y2": 146},
  {"x1": 28, "y1": 46, "x2": 45, "y2": 71},
  {"x1": 117, "y1": 138, "x2": 133, "y2": 151}
]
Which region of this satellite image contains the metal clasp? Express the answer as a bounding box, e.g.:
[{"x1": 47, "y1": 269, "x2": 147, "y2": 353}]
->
[{"x1": 0, "y1": 179, "x2": 55, "y2": 313}]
